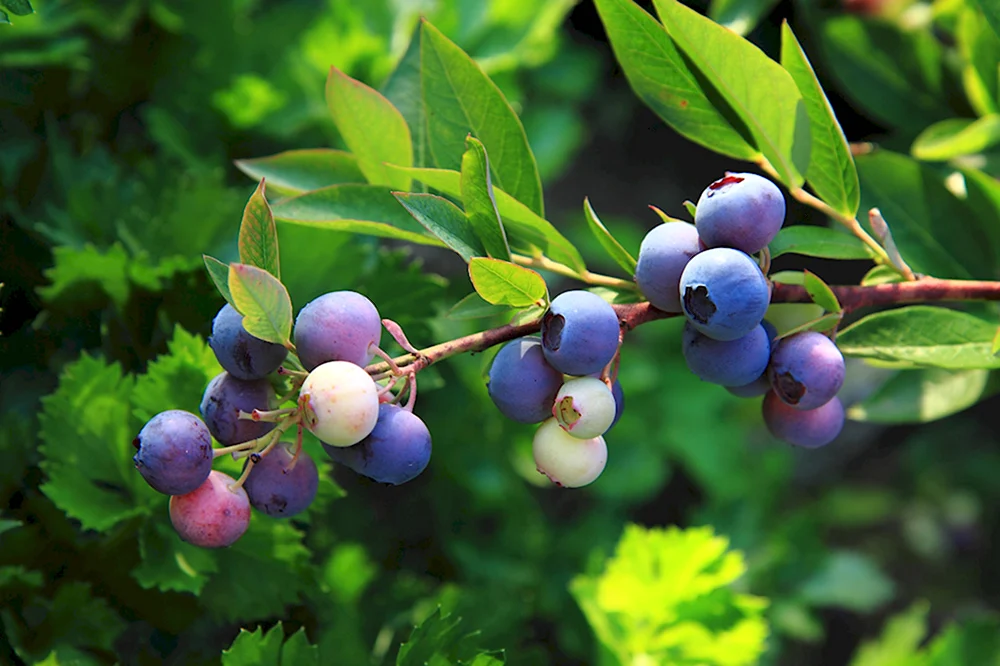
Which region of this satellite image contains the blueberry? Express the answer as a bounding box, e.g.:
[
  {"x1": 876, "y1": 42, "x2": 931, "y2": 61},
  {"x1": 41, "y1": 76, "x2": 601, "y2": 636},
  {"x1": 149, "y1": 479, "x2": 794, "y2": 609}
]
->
[
  {"x1": 199, "y1": 372, "x2": 277, "y2": 445},
  {"x1": 762, "y1": 392, "x2": 844, "y2": 448},
  {"x1": 634, "y1": 223, "x2": 702, "y2": 312},
  {"x1": 532, "y1": 418, "x2": 607, "y2": 488},
  {"x1": 768, "y1": 331, "x2": 845, "y2": 410},
  {"x1": 682, "y1": 322, "x2": 771, "y2": 386},
  {"x1": 294, "y1": 291, "x2": 382, "y2": 371},
  {"x1": 553, "y1": 377, "x2": 617, "y2": 439},
  {"x1": 679, "y1": 247, "x2": 769, "y2": 341},
  {"x1": 243, "y1": 442, "x2": 319, "y2": 518},
  {"x1": 610, "y1": 379, "x2": 625, "y2": 428},
  {"x1": 724, "y1": 320, "x2": 778, "y2": 398},
  {"x1": 133, "y1": 410, "x2": 213, "y2": 495},
  {"x1": 323, "y1": 404, "x2": 432, "y2": 485},
  {"x1": 169, "y1": 470, "x2": 251, "y2": 548},
  {"x1": 209, "y1": 304, "x2": 288, "y2": 380},
  {"x1": 695, "y1": 172, "x2": 785, "y2": 254},
  {"x1": 299, "y1": 361, "x2": 379, "y2": 447},
  {"x1": 541, "y1": 291, "x2": 620, "y2": 376},
  {"x1": 487, "y1": 337, "x2": 564, "y2": 424}
]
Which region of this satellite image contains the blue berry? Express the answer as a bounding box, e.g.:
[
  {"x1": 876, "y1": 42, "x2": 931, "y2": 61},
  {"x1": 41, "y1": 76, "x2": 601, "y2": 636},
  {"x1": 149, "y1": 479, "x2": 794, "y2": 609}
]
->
[
  {"x1": 133, "y1": 410, "x2": 213, "y2": 495},
  {"x1": 294, "y1": 291, "x2": 382, "y2": 371},
  {"x1": 763, "y1": 392, "x2": 844, "y2": 448},
  {"x1": 209, "y1": 304, "x2": 288, "y2": 380},
  {"x1": 682, "y1": 322, "x2": 771, "y2": 386},
  {"x1": 768, "y1": 331, "x2": 845, "y2": 410},
  {"x1": 679, "y1": 247, "x2": 769, "y2": 341},
  {"x1": 541, "y1": 291, "x2": 620, "y2": 376},
  {"x1": 724, "y1": 320, "x2": 777, "y2": 398},
  {"x1": 634, "y1": 223, "x2": 702, "y2": 312},
  {"x1": 610, "y1": 379, "x2": 625, "y2": 428},
  {"x1": 488, "y1": 337, "x2": 564, "y2": 424},
  {"x1": 199, "y1": 372, "x2": 277, "y2": 445},
  {"x1": 323, "y1": 404, "x2": 432, "y2": 485},
  {"x1": 243, "y1": 442, "x2": 319, "y2": 518},
  {"x1": 695, "y1": 172, "x2": 785, "y2": 254},
  {"x1": 169, "y1": 470, "x2": 251, "y2": 548}
]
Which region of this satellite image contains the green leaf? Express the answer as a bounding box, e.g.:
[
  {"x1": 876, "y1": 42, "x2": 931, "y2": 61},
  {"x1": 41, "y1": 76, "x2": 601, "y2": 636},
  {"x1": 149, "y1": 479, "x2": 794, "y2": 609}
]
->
[
  {"x1": 386, "y1": 165, "x2": 586, "y2": 271},
  {"x1": 420, "y1": 20, "x2": 544, "y2": 216},
  {"x1": 326, "y1": 67, "x2": 412, "y2": 191},
  {"x1": 970, "y1": 0, "x2": 1000, "y2": 41},
  {"x1": 769, "y1": 225, "x2": 870, "y2": 260},
  {"x1": 39, "y1": 243, "x2": 131, "y2": 309},
  {"x1": 447, "y1": 292, "x2": 512, "y2": 320},
  {"x1": 847, "y1": 367, "x2": 992, "y2": 423},
  {"x1": 653, "y1": 0, "x2": 809, "y2": 188},
  {"x1": 594, "y1": 0, "x2": 757, "y2": 162},
  {"x1": 957, "y1": 7, "x2": 1000, "y2": 116},
  {"x1": 912, "y1": 115, "x2": 1000, "y2": 161},
  {"x1": 397, "y1": 608, "x2": 505, "y2": 666},
  {"x1": 856, "y1": 151, "x2": 992, "y2": 279},
  {"x1": 709, "y1": 0, "x2": 780, "y2": 36},
  {"x1": 860, "y1": 265, "x2": 905, "y2": 286},
  {"x1": 837, "y1": 306, "x2": 1000, "y2": 370},
  {"x1": 280, "y1": 629, "x2": 320, "y2": 666},
  {"x1": 0, "y1": 11, "x2": 8, "y2": 25},
  {"x1": 780, "y1": 22, "x2": 860, "y2": 217},
  {"x1": 382, "y1": 25, "x2": 428, "y2": 173},
  {"x1": 203, "y1": 255, "x2": 236, "y2": 308},
  {"x1": 271, "y1": 184, "x2": 445, "y2": 248},
  {"x1": 778, "y1": 312, "x2": 842, "y2": 338},
  {"x1": 222, "y1": 625, "x2": 283, "y2": 665},
  {"x1": 468, "y1": 258, "x2": 547, "y2": 307},
  {"x1": 461, "y1": 137, "x2": 511, "y2": 261},
  {"x1": 584, "y1": 198, "x2": 637, "y2": 275},
  {"x1": 960, "y1": 167, "x2": 1000, "y2": 268},
  {"x1": 803, "y1": 270, "x2": 841, "y2": 313},
  {"x1": 0, "y1": 0, "x2": 31, "y2": 16},
  {"x1": 234, "y1": 149, "x2": 365, "y2": 196},
  {"x1": 238, "y1": 179, "x2": 280, "y2": 279},
  {"x1": 132, "y1": 521, "x2": 219, "y2": 595},
  {"x1": 927, "y1": 616, "x2": 1000, "y2": 665},
  {"x1": 849, "y1": 602, "x2": 929, "y2": 666},
  {"x1": 799, "y1": 551, "x2": 895, "y2": 612},
  {"x1": 227, "y1": 263, "x2": 293, "y2": 347},
  {"x1": 394, "y1": 192, "x2": 486, "y2": 262},
  {"x1": 130, "y1": 326, "x2": 221, "y2": 423}
]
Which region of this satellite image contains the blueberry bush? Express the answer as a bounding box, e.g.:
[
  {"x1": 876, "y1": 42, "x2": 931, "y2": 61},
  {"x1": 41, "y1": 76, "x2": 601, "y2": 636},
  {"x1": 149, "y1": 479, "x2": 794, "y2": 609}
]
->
[{"x1": 6, "y1": 0, "x2": 1000, "y2": 664}]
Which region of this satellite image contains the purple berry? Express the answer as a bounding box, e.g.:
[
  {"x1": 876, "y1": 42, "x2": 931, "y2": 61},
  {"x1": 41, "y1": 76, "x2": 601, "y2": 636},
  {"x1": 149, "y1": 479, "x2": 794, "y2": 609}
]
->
[
  {"x1": 294, "y1": 291, "x2": 382, "y2": 371},
  {"x1": 243, "y1": 442, "x2": 319, "y2": 518},
  {"x1": 634, "y1": 223, "x2": 702, "y2": 312},
  {"x1": 323, "y1": 404, "x2": 432, "y2": 485},
  {"x1": 682, "y1": 322, "x2": 771, "y2": 386},
  {"x1": 768, "y1": 331, "x2": 845, "y2": 410},
  {"x1": 763, "y1": 392, "x2": 844, "y2": 448},
  {"x1": 695, "y1": 173, "x2": 785, "y2": 254},
  {"x1": 169, "y1": 470, "x2": 251, "y2": 548},
  {"x1": 679, "y1": 247, "x2": 769, "y2": 341},
  {"x1": 133, "y1": 410, "x2": 213, "y2": 495},
  {"x1": 209, "y1": 304, "x2": 288, "y2": 381},
  {"x1": 487, "y1": 337, "x2": 564, "y2": 424},
  {"x1": 541, "y1": 291, "x2": 620, "y2": 376},
  {"x1": 199, "y1": 372, "x2": 277, "y2": 445},
  {"x1": 610, "y1": 379, "x2": 625, "y2": 428}
]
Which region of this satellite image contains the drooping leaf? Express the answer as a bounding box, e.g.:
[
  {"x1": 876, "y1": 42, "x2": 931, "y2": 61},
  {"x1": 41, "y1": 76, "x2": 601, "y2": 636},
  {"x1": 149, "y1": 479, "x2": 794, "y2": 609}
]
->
[
  {"x1": 769, "y1": 225, "x2": 870, "y2": 260},
  {"x1": 848, "y1": 367, "x2": 992, "y2": 423},
  {"x1": 653, "y1": 0, "x2": 809, "y2": 187},
  {"x1": 420, "y1": 20, "x2": 544, "y2": 216},
  {"x1": 234, "y1": 150, "x2": 365, "y2": 196},
  {"x1": 461, "y1": 136, "x2": 511, "y2": 261},
  {"x1": 584, "y1": 198, "x2": 637, "y2": 275},
  {"x1": 780, "y1": 22, "x2": 859, "y2": 217},
  {"x1": 837, "y1": 306, "x2": 1000, "y2": 370},
  {"x1": 326, "y1": 67, "x2": 412, "y2": 190},
  {"x1": 203, "y1": 255, "x2": 236, "y2": 308},
  {"x1": 238, "y1": 179, "x2": 280, "y2": 279},
  {"x1": 468, "y1": 258, "x2": 547, "y2": 307},
  {"x1": 709, "y1": 0, "x2": 780, "y2": 36},
  {"x1": 395, "y1": 192, "x2": 486, "y2": 262},
  {"x1": 803, "y1": 270, "x2": 841, "y2": 313},
  {"x1": 594, "y1": 0, "x2": 757, "y2": 161},
  {"x1": 911, "y1": 115, "x2": 1000, "y2": 161},
  {"x1": 382, "y1": 25, "x2": 428, "y2": 173},
  {"x1": 227, "y1": 263, "x2": 293, "y2": 347}
]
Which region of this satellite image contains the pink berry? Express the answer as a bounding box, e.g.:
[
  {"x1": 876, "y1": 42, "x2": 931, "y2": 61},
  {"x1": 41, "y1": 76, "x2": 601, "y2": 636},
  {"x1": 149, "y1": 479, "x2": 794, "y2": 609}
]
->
[{"x1": 169, "y1": 470, "x2": 251, "y2": 548}]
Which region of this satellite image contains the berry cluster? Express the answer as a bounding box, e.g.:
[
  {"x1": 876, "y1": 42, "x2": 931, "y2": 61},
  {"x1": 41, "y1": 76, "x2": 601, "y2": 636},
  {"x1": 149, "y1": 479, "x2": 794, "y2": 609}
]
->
[
  {"x1": 637, "y1": 172, "x2": 846, "y2": 448},
  {"x1": 133, "y1": 293, "x2": 431, "y2": 548}
]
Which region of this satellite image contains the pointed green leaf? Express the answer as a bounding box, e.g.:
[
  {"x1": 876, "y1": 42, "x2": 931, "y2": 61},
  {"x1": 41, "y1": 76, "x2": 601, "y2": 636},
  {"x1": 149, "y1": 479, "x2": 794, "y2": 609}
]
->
[
  {"x1": 227, "y1": 263, "x2": 292, "y2": 347},
  {"x1": 382, "y1": 25, "x2": 429, "y2": 174},
  {"x1": 234, "y1": 149, "x2": 364, "y2": 196},
  {"x1": 394, "y1": 193, "x2": 485, "y2": 262},
  {"x1": 770, "y1": 270, "x2": 805, "y2": 285},
  {"x1": 0, "y1": 0, "x2": 31, "y2": 16},
  {"x1": 594, "y1": 0, "x2": 757, "y2": 162},
  {"x1": 420, "y1": 20, "x2": 544, "y2": 216},
  {"x1": 326, "y1": 67, "x2": 412, "y2": 191},
  {"x1": 461, "y1": 136, "x2": 511, "y2": 261},
  {"x1": 584, "y1": 198, "x2": 637, "y2": 275},
  {"x1": 848, "y1": 367, "x2": 991, "y2": 423},
  {"x1": 204, "y1": 255, "x2": 236, "y2": 308},
  {"x1": 653, "y1": 0, "x2": 809, "y2": 188},
  {"x1": 803, "y1": 270, "x2": 841, "y2": 313},
  {"x1": 238, "y1": 179, "x2": 280, "y2": 279},
  {"x1": 709, "y1": 0, "x2": 780, "y2": 36},
  {"x1": 648, "y1": 205, "x2": 683, "y2": 224},
  {"x1": 780, "y1": 22, "x2": 860, "y2": 217},
  {"x1": 447, "y1": 292, "x2": 512, "y2": 320},
  {"x1": 860, "y1": 265, "x2": 905, "y2": 286},
  {"x1": 468, "y1": 258, "x2": 547, "y2": 307},
  {"x1": 281, "y1": 628, "x2": 320, "y2": 666},
  {"x1": 837, "y1": 306, "x2": 1000, "y2": 370},
  {"x1": 222, "y1": 625, "x2": 283, "y2": 665},
  {"x1": 969, "y1": 0, "x2": 1000, "y2": 41},
  {"x1": 271, "y1": 184, "x2": 445, "y2": 248},
  {"x1": 849, "y1": 603, "x2": 929, "y2": 666},
  {"x1": 957, "y1": 7, "x2": 1000, "y2": 116},
  {"x1": 912, "y1": 115, "x2": 1000, "y2": 161},
  {"x1": 769, "y1": 225, "x2": 870, "y2": 260}
]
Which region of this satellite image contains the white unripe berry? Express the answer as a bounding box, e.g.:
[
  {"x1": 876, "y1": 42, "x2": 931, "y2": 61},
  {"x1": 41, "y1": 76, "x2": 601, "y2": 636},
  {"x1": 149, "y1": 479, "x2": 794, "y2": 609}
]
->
[
  {"x1": 532, "y1": 418, "x2": 607, "y2": 488},
  {"x1": 553, "y1": 377, "x2": 616, "y2": 439},
  {"x1": 299, "y1": 361, "x2": 379, "y2": 447}
]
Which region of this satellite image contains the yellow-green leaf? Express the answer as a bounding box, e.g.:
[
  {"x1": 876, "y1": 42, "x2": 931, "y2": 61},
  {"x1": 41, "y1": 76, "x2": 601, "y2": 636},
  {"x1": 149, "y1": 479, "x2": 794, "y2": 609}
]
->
[{"x1": 227, "y1": 263, "x2": 293, "y2": 347}]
